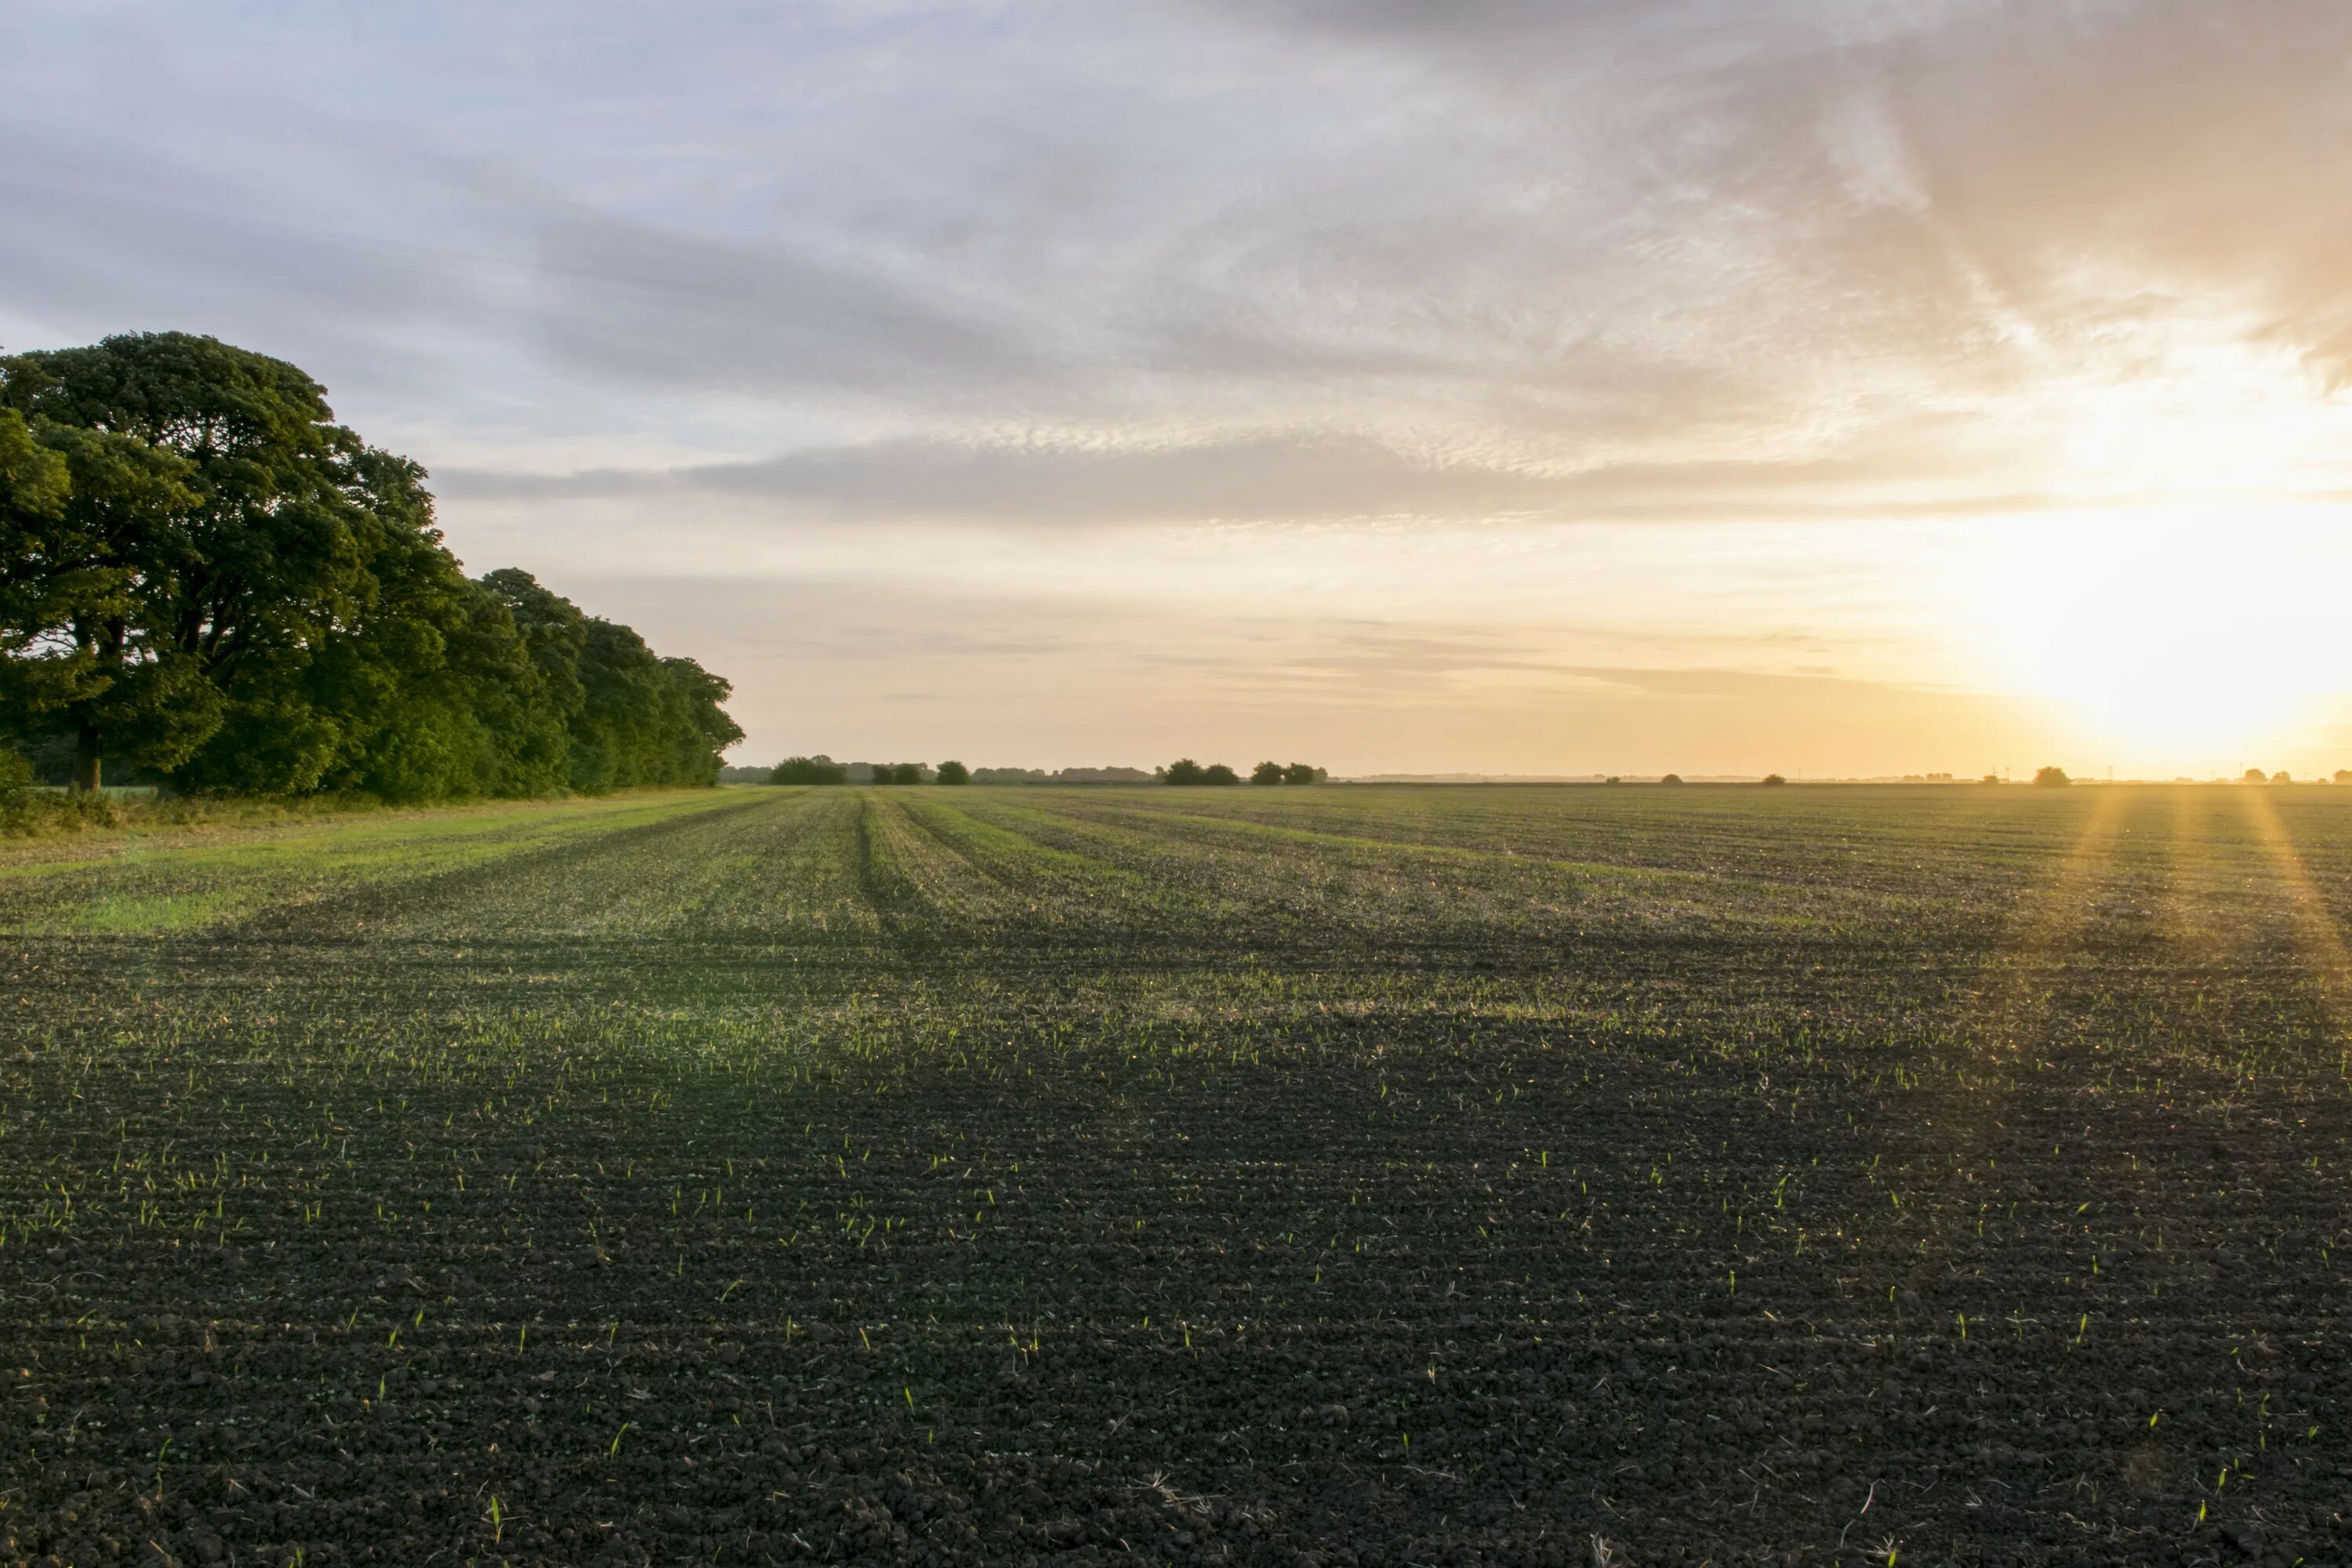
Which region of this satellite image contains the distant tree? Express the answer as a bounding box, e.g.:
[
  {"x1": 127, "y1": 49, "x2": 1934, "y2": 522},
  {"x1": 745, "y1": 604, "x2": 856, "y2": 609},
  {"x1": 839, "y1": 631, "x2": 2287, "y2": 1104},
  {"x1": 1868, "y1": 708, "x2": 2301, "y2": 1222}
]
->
[
  {"x1": 1760, "y1": 773, "x2": 1787, "y2": 786},
  {"x1": 1605, "y1": 775, "x2": 1621, "y2": 785},
  {"x1": 1980, "y1": 774, "x2": 2001, "y2": 785},
  {"x1": 1201, "y1": 763, "x2": 1240, "y2": 786},
  {"x1": 1250, "y1": 760, "x2": 1284, "y2": 786},
  {"x1": 1282, "y1": 761, "x2": 1325, "y2": 785},
  {"x1": 2242, "y1": 768, "x2": 2268, "y2": 785},
  {"x1": 2033, "y1": 766, "x2": 2071, "y2": 788},
  {"x1": 1056, "y1": 766, "x2": 1153, "y2": 783},
  {"x1": 2272, "y1": 770, "x2": 2293, "y2": 785},
  {"x1": 935, "y1": 759, "x2": 970, "y2": 786},
  {"x1": 2336, "y1": 769, "x2": 2352, "y2": 786},
  {"x1": 1161, "y1": 758, "x2": 1207, "y2": 786},
  {"x1": 872, "y1": 761, "x2": 924, "y2": 786},
  {"x1": 1659, "y1": 773, "x2": 1684, "y2": 786},
  {"x1": 772, "y1": 755, "x2": 848, "y2": 785}
]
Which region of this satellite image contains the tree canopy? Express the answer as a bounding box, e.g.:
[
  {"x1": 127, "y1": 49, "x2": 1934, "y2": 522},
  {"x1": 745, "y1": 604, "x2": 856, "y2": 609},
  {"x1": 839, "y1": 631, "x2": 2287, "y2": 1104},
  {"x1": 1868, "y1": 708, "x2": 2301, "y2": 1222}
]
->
[
  {"x1": 1159, "y1": 759, "x2": 1240, "y2": 785},
  {"x1": 772, "y1": 756, "x2": 849, "y2": 785},
  {"x1": 2, "y1": 332, "x2": 737, "y2": 797}
]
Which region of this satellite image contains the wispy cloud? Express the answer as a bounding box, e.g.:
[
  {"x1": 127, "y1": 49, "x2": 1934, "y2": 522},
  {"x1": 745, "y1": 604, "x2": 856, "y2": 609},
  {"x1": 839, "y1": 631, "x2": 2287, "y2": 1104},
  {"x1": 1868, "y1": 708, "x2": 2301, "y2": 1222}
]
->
[{"x1": 5, "y1": 0, "x2": 2348, "y2": 770}]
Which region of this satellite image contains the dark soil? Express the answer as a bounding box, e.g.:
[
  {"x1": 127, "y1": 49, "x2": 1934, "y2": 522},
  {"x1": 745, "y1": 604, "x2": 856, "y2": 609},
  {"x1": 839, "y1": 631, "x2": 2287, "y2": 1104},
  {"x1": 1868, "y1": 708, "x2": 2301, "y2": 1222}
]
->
[{"x1": 2, "y1": 786, "x2": 2347, "y2": 1566}]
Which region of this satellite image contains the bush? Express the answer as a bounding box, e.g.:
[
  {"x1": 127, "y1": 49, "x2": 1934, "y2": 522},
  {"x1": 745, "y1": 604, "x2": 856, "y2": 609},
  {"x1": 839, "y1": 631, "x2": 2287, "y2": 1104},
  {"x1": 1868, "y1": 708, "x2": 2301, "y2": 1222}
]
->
[
  {"x1": 2033, "y1": 766, "x2": 2071, "y2": 788},
  {"x1": 1760, "y1": 773, "x2": 1787, "y2": 786},
  {"x1": 1202, "y1": 763, "x2": 1240, "y2": 786},
  {"x1": 772, "y1": 756, "x2": 848, "y2": 785},
  {"x1": 0, "y1": 750, "x2": 33, "y2": 835},
  {"x1": 1283, "y1": 762, "x2": 1327, "y2": 785},
  {"x1": 1659, "y1": 773, "x2": 1684, "y2": 786},
  {"x1": 935, "y1": 760, "x2": 970, "y2": 786},
  {"x1": 1251, "y1": 760, "x2": 1285, "y2": 786}
]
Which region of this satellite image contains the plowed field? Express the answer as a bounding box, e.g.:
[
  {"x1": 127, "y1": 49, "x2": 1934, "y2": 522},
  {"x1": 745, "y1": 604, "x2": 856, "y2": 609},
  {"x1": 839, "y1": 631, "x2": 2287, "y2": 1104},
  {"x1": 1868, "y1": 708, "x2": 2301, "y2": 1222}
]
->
[{"x1": 3, "y1": 785, "x2": 2347, "y2": 1566}]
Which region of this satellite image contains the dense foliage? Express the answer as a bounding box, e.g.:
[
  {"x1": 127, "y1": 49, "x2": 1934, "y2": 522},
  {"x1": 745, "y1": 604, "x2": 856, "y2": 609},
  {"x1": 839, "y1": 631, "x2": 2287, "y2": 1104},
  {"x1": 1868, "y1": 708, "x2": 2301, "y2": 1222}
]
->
[
  {"x1": 1160, "y1": 757, "x2": 1240, "y2": 786},
  {"x1": 765, "y1": 758, "x2": 951, "y2": 786},
  {"x1": 970, "y1": 764, "x2": 1153, "y2": 784},
  {"x1": 771, "y1": 756, "x2": 851, "y2": 785},
  {"x1": 0, "y1": 332, "x2": 737, "y2": 797}
]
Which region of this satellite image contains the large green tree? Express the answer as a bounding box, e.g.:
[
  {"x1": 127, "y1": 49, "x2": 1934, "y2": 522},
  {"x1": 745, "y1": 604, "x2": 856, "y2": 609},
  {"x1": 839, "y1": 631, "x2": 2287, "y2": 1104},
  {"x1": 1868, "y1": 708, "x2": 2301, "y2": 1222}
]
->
[
  {"x1": 1, "y1": 333, "x2": 410, "y2": 789},
  {"x1": 0, "y1": 398, "x2": 216, "y2": 788},
  {"x1": 480, "y1": 570, "x2": 739, "y2": 793},
  {"x1": 3, "y1": 332, "x2": 740, "y2": 799}
]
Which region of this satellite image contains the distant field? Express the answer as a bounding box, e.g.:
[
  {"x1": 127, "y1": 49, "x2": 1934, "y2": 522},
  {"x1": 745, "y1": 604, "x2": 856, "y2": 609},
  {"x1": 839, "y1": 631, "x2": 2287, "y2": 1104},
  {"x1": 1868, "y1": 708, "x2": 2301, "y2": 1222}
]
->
[{"x1": 3, "y1": 785, "x2": 2347, "y2": 1566}]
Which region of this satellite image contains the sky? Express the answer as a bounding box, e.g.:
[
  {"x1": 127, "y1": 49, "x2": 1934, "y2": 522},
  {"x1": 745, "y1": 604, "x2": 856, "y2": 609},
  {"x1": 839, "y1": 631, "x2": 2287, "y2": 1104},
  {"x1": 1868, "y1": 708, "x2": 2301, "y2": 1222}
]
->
[{"x1": 6, "y1": 0, "x2": 2351, "y2": 778}]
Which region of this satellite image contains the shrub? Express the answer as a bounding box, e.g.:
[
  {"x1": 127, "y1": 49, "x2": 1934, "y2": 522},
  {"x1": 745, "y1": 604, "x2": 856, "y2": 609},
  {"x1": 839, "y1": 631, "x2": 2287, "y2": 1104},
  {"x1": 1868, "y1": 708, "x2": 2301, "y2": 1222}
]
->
[
  {"x1": 1760, "y1": 773, "x2": 1787, "y2": 786},
  {"x1": 935, "y1": 760, "x2": 970, "y2": 786},
  {"x1": 0, "y1": 757, "x2": 122, "y2": 837},
  {"x1": 2033, "y1": 766, "x2": 2071, "y2": 788},
  {"x1": 1659, "y1": 773, "x2": 1684, "y2": 786},
  {"x1": 1201, "y1": 763, "x2": 1240, "y2": 786},
  {"x1": 1251, "y1": 760, "x2": 1285, "y2": 786},
  {"x1": 0, "y1": 750, "x2": 32, "y2": 835}
]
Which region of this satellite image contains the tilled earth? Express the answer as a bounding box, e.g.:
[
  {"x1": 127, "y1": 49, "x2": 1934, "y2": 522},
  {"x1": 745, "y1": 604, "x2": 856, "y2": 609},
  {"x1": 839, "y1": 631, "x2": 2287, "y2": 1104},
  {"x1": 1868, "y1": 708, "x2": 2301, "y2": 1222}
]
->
[{"x1": 2, "y1": 785, "x2": 2348, "y2": 1566}]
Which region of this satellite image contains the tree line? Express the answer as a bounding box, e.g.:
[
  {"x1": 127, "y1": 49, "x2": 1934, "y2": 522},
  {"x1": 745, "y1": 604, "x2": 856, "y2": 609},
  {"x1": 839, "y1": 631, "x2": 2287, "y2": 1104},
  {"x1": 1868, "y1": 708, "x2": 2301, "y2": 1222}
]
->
[
  {"x1": 1165, "y1": 759, "x2": 1327, "y2": 786},
  {"x1": 770, "y1": 757, "x2": 960, "y2": 785},
  {"x1": 1, "y1": 333, "x2": 739, "y2": 798},
  {"x1": 758, "y1": 756, "x2": 1328, "y2": 786}
]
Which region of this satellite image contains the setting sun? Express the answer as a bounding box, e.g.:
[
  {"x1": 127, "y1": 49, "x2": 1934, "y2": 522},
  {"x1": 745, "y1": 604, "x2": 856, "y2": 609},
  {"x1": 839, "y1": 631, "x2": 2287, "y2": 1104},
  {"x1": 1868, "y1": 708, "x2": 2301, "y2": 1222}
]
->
[{"x1": 1955, "y1": 510, "x2": 2351, "y2": 770}]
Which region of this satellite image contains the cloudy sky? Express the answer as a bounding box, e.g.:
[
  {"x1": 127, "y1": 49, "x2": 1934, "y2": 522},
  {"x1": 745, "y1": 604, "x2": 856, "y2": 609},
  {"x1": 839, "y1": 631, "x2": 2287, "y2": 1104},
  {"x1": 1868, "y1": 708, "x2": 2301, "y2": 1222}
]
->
[{"x1": 8, "y1": 0, "x2": 2351, "y2": 776}]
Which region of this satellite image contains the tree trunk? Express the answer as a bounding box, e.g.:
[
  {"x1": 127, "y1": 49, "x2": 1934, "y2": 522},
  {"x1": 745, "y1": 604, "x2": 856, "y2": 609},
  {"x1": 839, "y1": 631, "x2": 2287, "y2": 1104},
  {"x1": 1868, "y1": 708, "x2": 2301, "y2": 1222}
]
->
[{"x1": 71, "y1": 724, "x2": 101, "y2": 794}]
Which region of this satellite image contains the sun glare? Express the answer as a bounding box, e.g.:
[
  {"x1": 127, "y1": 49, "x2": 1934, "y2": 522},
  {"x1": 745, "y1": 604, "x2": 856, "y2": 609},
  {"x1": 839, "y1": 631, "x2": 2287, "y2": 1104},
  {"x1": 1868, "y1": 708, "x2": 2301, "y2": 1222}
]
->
[{"x1": 1954, "y1": 510, "x2": 2351, "y2": 771}]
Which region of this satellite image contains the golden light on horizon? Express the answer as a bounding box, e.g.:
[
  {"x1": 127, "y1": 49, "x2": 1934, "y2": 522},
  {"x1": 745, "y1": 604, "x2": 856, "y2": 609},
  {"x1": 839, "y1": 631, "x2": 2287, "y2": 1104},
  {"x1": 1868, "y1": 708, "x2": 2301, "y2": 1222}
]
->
[{"x1": 1953, "y1": 510, "x2": 2350, "y2": 771}]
